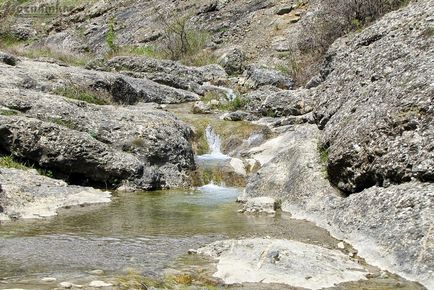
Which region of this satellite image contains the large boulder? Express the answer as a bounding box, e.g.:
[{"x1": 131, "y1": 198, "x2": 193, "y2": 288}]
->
[
  {"x1": 246, "y1": 87, "x2": 313, "y2": 117},
  {"x1": 218, "y1": 47, "x2": 246, "y2": 75},
  {"x1": 0, "y1": 116, "x2": 144, "y2": 184},
  {"x1": 313, "y1": 0, "x2": 434, "y2": 193},
  {"x1": 0, "y1": 87, "x2": 195, "y2": 189},
  {"x1": 241, "y1": 65, "x2": 294, "y2": 90},
  {"x1": 242, "y1": 2, "x2": 434, "y2": 287}
]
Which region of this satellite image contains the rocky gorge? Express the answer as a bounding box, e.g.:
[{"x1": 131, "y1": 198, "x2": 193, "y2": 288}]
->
[{"x1": 0, "y1": 0, "x2": 433, "y2": 289}]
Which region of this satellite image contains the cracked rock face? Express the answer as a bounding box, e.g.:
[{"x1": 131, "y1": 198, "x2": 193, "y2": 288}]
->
[
  {"x1": 313, "y1": 1, "x2": 434, "y2": 194},
  {"x1": 0, "y1": 58, "x2": 196, "y2": 190}
]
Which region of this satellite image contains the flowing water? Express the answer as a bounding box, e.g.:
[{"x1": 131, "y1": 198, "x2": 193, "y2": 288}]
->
[{"x1": 0, "y1": 124, "x2": 426, "y2": 290}]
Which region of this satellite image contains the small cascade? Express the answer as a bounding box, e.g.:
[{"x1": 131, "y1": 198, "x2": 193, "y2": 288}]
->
[
  {"x1": 205, "y1": 125, "x2": 225, "y2": 156},
  {"x1": 222, "y1": 87, "x2": 237, "y2": 101},
  {"x1": 196, "y1": 125, "x2": 230, "y2": 161}
]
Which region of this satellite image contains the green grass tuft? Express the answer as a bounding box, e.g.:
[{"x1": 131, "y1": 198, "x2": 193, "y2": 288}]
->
[{"x1": 53, "y1": 86, "x2": 111, "y2": 105}]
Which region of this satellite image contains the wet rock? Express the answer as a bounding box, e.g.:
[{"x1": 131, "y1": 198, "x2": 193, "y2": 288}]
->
[
  {"x1": 241, "y1": 197, "x2": 278, "y2": 214},
  {"x1": 218, "y1": 48, "x2": 246, "y2": 75},
  {"x1": 241, "y1": 65, "x2": 294, "y2": 90},
  {"x1": 0, "y1": 168, "x2": 111, "y2": 220},
  {"x1": 197, "y1": 238, "x2": 367, "y2": 289}
]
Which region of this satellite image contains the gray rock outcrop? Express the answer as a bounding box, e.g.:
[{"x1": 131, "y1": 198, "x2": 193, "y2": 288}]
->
[
  {"x1": 242, "y1": 2, "x2": 434, "y2": 288},
  {"x1": 0, "y1": 56, "x2": 199, "y2": 105},
  {"x1": 241, "y1": 65, "x2": 294, "y2": 90},
  {"x1": 246, "y1": 87, "x2": 313, "y2": 117},
  {"x1": 313, "y1": 0, "x2": 434, "y2": 193}
]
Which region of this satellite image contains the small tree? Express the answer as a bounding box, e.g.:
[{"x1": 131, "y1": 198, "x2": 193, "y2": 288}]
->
[{"x1": 157, "y1": 13, "x2": 209, "y2": 61}]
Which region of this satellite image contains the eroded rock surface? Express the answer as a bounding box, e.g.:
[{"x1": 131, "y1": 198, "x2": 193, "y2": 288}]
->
[
  {"x1": 197, "y1": 238, "x2": 367, "y2": 289},
  {"x1": 0, "y1": 55, "x2": 198, "y2": 190},
  {"x1": 0, "y1": 168, "x2": 111, "y2": 220},
  {"x1": 313, "y1": 0, "x2": 434, "y2": 193}
]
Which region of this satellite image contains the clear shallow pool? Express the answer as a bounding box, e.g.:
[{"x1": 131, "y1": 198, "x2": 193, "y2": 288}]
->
[
  {"x1": 0, "y1": 184, "x2": 339, "y2": 288},
  {"x1": 0, "y1": 185, "x2": 426, "y2": 290}
]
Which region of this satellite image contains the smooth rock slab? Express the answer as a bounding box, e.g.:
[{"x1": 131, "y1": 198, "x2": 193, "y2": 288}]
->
[{"x1": 197, "y1": 238, "x2": 367, "y2": 289}]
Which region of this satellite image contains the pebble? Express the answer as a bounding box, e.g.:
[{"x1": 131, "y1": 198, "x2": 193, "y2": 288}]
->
[
  {"x1": 41, "y1": 277, "x2": 57, "y2": 282},
  {"x1": 59, "y1": 282, "x2": 73, "y2": 289},
  {"x1": 337, "y1": 242, "x2": 345, "y2": 249},
  {"x1": 187, "y1": 249, "x2": 198, "y2": 254},
  {"x1": 89, "y1": 280, "x2": 113, "y2": 288},
  {"x1": 89, "y1": 269, "x2": 105, "y2": 275}
]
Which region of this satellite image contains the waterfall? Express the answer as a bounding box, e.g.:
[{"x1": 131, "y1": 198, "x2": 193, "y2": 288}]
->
[
  {"x1": 196, "y1": 125, "x2": 230, "y2": 161},
  {"x1": 205, "y1": 125, "x2": 223, "y2": 156}
]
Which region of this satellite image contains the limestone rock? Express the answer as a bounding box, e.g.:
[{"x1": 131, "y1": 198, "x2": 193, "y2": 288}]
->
[
  {"x1": 192, "y1": 101, "x2": 212, "y2": 114},
  {"x1": 218, "y1": 48, "x2": 246, "y2": 75},
  {"x1": 241, "y1": 65, "x2": 294, "y2": 90},
  {"x1": 241, "y1": 197, "x2": 278, "y2": 214},
  {"x1": 246, "y1": 87, "x2": 313, "y2": 117},
  {"x1": 0, "y1": 168, "x2": 111, "y2": 220},
  {"x1": 197, "y1": 238, "x2": 367, "y2": 289},
  {"x1": 313, "y1": 0, "x2": 434, "y2": 193}
]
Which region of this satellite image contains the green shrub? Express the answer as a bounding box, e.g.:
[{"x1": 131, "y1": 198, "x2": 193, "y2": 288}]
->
[
  {"x1": 106, "y1": 17, "x2": 117, "y2": 53},
  {"x1": 219, "y1": 95, "x2": 249, "y2": 112}
]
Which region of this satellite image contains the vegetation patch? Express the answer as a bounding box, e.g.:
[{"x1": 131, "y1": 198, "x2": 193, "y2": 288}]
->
[
  {"x1": 0, "y1": 109, "x2": 19, "y2": 116},
  {"x1": 0, "y1": 155, "x2": 54, "y2": 177},
  {"x1": 156, "y1": 14, "x2": 216, "y2": 66},
  {"x1": 0, "y1": 155, "x2": 28, "y2": 170},
  {"x1": 53, "y1": 85, "x2": 111, "y2": 105},
  {"x1": 219, "y1": 95, "x2": 249, "y2": 112}
]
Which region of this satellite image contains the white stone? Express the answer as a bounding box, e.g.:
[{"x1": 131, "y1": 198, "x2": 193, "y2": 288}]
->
[
  {"x1": 338, "y1": 242, "x2": 345, "y2": 249},
  {"x1": 89, "y1": 281, "x2": 113, "y2": 288},
  {"x1": 89, "y1": 269, "x2": 104, "y2": 275},
  {"x1": 41, "y1": 277, "x2": 57, "y2": 282},
  {"x1": 229, "y1": 158, "x2": 247, "y2": 176},
  {"x1": 59, "y1": 282, "x2": 73, "y2": 289}
]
